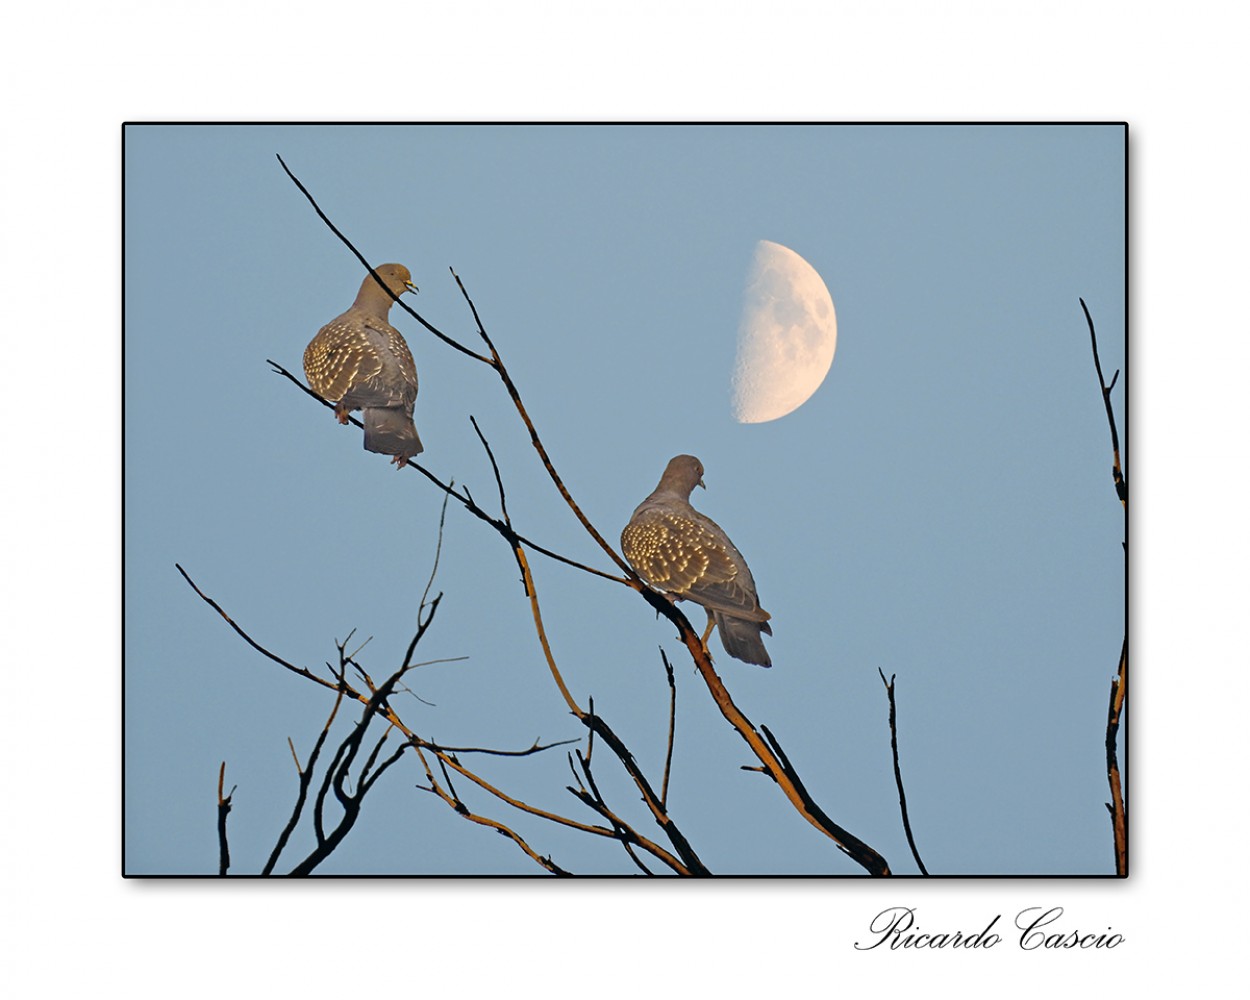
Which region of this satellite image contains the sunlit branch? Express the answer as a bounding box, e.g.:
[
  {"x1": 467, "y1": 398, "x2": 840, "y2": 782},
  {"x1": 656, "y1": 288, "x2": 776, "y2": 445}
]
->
[
  {"x1": 640, "y1": 581, "x2": 891, "y2": 875},
  {"x1": 1106, "y1": 639, "x2": 1128, "y2": 875}
]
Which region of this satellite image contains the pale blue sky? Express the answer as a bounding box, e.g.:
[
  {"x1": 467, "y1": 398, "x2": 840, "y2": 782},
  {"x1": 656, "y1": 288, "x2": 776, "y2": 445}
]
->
[{"x1": 124, "y1": 124, "x2": 1125, "y2": 875}]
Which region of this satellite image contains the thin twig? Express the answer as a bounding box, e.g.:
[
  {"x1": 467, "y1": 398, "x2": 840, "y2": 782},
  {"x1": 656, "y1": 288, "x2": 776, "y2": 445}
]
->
[
  {"x1": 358, "y1": 726, "x2": 394, "y2": 787},
  {"x1": 417, "y1": 489, "x2": 452, "y2": 616},
  {"x1": 1081, "y1": 298, "x2": 1127, "y2": 506},
  {"x1": 878, "y1": 669, "x2": 929, "y2": 875},
  {"x1": 418, "y1": 736, "x2": 581, "y2": 757},
  {"x1": 660, "y1": 649, "x2": 677, "y2": 810},
  {"x1": 470, "y1": 414, "x2": 526, "y2": 581}
]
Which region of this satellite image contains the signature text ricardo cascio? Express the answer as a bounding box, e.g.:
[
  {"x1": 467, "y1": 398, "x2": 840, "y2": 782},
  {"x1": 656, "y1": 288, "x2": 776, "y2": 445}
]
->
[{"x1": 854, "y1": 906, "x2": 1124, "y2": 951}]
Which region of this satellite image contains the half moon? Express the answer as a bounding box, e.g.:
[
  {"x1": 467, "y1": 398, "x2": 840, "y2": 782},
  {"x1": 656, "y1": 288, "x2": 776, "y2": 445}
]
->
[{"x1": 730, "y1": 240, "x2": 837, "y2": 424}]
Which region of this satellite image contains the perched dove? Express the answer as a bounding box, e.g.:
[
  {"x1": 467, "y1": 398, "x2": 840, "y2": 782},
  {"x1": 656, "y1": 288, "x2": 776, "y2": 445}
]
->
[
  {"x1": 303, "y1": 263, "x2": 422, "y2": 466},
  {"x1": 621, "y1": 454, "x2": 772, "y2": 666}
]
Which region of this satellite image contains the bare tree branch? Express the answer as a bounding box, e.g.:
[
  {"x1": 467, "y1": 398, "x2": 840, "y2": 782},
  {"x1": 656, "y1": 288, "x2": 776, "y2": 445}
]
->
[
  {"x1": 216, "y1": 762, "x2": 234, "y2": 876},
  {"x1": 1082, "y1": 298, "x2": 1128, "y2": 877},
  {"x1": 660, "y1": 649, "x2": 677, "y2": 811},
  {"x1": 178, "y1": 562, "x2": 344, "y2": 695},
  {"x1": 418, "y1": 736, "x2": 581, "y2": 757},
  {"x1": 878, "y1": 669, "x2": 929, "y2": 875},
  {"x1": 1106, "y1": 638, "x2": 1128, "y2": 875},
  {"x1": 1081, "y1": 297, "x2": 1127, "y2": 506}
]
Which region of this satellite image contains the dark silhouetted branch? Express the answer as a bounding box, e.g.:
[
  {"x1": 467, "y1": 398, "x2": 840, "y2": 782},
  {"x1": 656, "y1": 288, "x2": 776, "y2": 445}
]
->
[
  {"x1": 878, "y1": 669, "x2": 929, "y2": 875},
  {"x1": 660, "y1": 649, "x2": 677, "y2": 810},
  {"x1": 1081, "y1": 297, "x2": 1127, "y2": 507},
  {"x1": 216, "y1": 762, "x2": 234, "y2": 876},
  {"x1": 289, "y1": 679, "x2": 415, "y2": 875},
  {"x1": 263, "y1": 688, "x2": 346, "y2": 875},
  {"x1": 178, "y1": 562, "x2": 344, "y2": 696},
  {"x1": 419, "y1": 736, "x2": 581, "y2": 757}
]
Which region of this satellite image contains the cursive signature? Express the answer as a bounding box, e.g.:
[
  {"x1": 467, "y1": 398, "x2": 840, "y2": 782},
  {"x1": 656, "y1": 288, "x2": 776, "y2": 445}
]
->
[{"x1": 854, "y1": 906, "x2": 1124, "y2": 951}]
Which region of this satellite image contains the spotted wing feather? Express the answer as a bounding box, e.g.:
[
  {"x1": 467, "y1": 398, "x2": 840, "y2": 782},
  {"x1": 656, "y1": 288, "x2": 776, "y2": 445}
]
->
[{"x1": 622, "y1": 511, "x2": 770, "y2": 624}]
